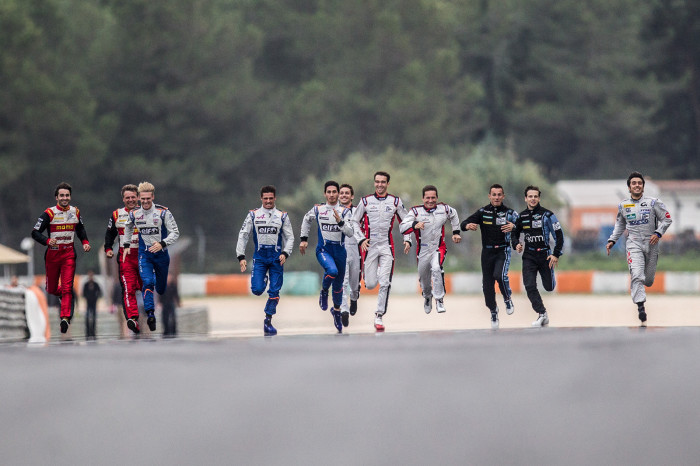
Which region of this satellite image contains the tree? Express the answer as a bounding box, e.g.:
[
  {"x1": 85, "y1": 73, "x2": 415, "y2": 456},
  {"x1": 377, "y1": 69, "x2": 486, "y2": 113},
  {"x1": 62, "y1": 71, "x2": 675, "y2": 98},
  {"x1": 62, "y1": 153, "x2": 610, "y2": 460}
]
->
[
  {"x1": 0, "y1": 0, "x2": 107, "y2": 252},
  {"x1": 644, "y1": 0, "x2": 700, "y2": 178}
]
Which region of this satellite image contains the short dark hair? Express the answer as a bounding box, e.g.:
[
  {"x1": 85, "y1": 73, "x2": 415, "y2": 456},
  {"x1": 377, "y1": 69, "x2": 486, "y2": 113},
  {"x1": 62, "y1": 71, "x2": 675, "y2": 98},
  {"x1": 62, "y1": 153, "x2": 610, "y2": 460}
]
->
[
  {"x1": 627, "y1": 171, "x2": 645, "y2": 187},
  {"x1": 524, "y1": 185, "x2": 541, "y2": 197},
  {"x1": 260, "y1": 185, "x2": 276, "y2": 197},
  {"x1": 121, "y1": 184, "x2": 138, "y2": 197},
  {"x1": 54, "y1": 182, "x2": 72, "y2": 197},
  {"x1": 374, "y1": 171, "x2": 391, "y2": 183},
  {"x1": 489, "y1": 184, "x2": 504, "y2": 194},
  {"x1": 422, "y1": 185, "x2": 438, "y2": 197},
  {"x1": 324, "y1": 180, "x2": 340, "y2": 192},
  {"x1": 339, "y1": 183, "x2": 354, "y2": 195}
]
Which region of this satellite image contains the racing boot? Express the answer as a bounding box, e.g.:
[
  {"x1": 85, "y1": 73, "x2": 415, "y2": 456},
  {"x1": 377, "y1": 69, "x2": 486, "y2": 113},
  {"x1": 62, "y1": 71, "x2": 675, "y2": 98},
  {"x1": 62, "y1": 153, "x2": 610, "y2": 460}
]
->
[
  {"x1": 146, "y1": 310, "x2": 157, "y2": 332},
  {"x1": 264, "y1": 315, "x2": 277, "y2": 336},
  {"x1": 60, "y1": 318, "x2": 70, "y2": 334},
  {"x1": 341, "y1": 310, "x2": 349, "y2": 327},
  {"x1": 349, "y1": 300, "x2": 358, "y2": 316},
  {"x1": 127, "y1": 318, "x2": 141, "y2": 335},
  {"x1": 505, "y1": 299, "x2": 515, "y2": 315},
  {"x1": 436, "y1": 298, "x2": 446, "y2": 313},
  {"x1": 532, "y1": 311, "x2": 549, "y2": 327},
  {"x1": 424, "y1": 297, "x2": 432, "y2": 314},
  {"x1": 332, "y1": 308, "x2": 343, "y2": 333},
  {"x1": 319, "y1": 289, "x2": 329, "y2": 311},
  {"x1": 374, "y1": 313, "x2": 385, "y2": 332},
  {"x1": 490, "y1": 308, "x2": 499, "y2": 329},
  {"x1": 637, "y1": 303, "x2": 647, "y2": 324}
]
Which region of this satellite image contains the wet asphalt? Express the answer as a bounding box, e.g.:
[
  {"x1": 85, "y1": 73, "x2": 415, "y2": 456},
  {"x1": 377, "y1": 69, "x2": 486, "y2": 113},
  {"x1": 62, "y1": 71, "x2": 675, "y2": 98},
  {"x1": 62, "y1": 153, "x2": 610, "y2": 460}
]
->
[{"x1": 1, "y1": 326, "x2": 700, "y2": 465}]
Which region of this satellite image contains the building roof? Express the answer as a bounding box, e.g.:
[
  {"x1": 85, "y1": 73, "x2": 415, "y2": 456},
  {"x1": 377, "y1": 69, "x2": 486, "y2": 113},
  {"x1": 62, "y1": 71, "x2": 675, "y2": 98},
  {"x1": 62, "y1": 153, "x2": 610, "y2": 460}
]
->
[
  {"x1": 654, "y1": 180, "x2": 700, "y2": 193},
  {"x1": 555, "y1": 180, "x2": 660, "y2": 208}
]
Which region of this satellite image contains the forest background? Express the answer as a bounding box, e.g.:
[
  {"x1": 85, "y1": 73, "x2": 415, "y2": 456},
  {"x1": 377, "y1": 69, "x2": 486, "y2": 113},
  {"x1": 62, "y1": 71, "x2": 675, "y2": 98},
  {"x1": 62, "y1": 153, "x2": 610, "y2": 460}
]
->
[{"x1": 1, "y1": 0, "x2": 698, "y2": 273}]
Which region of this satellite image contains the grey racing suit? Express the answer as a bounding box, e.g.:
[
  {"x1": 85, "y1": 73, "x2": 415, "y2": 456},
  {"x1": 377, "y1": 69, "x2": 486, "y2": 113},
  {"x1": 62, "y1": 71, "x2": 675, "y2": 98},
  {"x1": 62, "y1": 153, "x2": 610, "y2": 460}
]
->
[
  {"x1": 400, "y1": 203, "x2": 460, "y2": 301},
  {"x1": 352, "y1": 193, "x2": 411, "y2": 316},
  {"x1": 608, "y1": 196, "x2": 672, "y2": 304},
  {"x1": 341, "y1": 204, "x2": 361, "y2": 313}
]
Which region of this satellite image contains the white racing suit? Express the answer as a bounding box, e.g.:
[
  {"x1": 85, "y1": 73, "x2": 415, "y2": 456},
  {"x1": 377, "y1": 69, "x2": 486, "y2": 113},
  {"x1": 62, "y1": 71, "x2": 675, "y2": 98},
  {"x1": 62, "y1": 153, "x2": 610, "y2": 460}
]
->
[
  {"x1": 341, "y1": 204, "x2": 361, "y2": 314},
  {"x1": 400, "y1": 203, "x2": 460, "y2": 302},
  {"x1": 352, "y1": 193, "x2": 411, "y2": 316},
  {"x1": 608, "y1": 196, "x2": 672, "y2": 304}
]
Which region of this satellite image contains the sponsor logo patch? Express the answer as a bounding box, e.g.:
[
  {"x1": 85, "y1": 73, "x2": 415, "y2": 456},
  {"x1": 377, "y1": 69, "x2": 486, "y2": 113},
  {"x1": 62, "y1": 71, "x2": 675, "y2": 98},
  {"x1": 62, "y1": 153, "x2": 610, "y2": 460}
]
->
[
  {"x1": 140, "y1": 227, "x2": 159, "y2": 235},
  {"x1": 258, "y1": 226, "x2": 278, "y2": 235},
  {"x1": 321, "y1": 224, "x2": 341, "y2": 232}
]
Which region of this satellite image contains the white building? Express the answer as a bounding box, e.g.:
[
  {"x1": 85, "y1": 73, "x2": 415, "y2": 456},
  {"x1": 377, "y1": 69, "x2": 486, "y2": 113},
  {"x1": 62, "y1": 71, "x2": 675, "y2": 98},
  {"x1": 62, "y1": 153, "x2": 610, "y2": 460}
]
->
[{"x1": 555, "y1": 179, "x2": 699, "y2": 237}]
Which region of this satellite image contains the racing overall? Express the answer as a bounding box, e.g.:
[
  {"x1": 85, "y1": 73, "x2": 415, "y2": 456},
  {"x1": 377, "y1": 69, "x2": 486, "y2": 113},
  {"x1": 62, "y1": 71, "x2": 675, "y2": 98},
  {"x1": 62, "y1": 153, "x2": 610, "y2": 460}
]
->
[
  {"x1": 236, "y1": 206, "x2": 294, "y2": 316},
  {"x1": 105, "y1": 207, "x2": 142, "y2": 319},
  {"x1": 352, "y1": 193, "x2": 411, "y2": 316},
  {"x1": 32, "y1": 205, "x2": 89, "y2": 320},
  {"x1": 300, "y1": 203, "x2": 354, "y2": 309},
  {"x1": 341, "y1": 204, "x2": 362, "y2": 314},
  {"x1": 462, "y1": 203, "x2": 519, "y2": 312},
  {"x1": 123, "y1": 204, "x2": 180, "y2": 313},
  {"x1": 511, "y1": 204, "x2": 564, "y2": 314},
  {"x1": 607, "y1": 196, "x2": 672, "y2": 305},
  {"x1": 400, "y1": 203, "x2": 460, "y2": 302}
]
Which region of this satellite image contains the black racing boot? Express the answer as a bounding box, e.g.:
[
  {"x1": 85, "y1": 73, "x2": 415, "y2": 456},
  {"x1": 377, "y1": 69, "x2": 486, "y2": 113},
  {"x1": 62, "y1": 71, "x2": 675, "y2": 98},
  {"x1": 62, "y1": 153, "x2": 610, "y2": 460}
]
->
[{"x1": 637, "y1": 303, "x2": 647, "y2": 324}]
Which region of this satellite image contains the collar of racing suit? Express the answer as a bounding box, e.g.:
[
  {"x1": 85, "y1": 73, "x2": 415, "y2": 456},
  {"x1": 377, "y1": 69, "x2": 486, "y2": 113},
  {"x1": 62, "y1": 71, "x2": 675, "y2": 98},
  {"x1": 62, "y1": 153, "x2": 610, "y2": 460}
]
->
[
  {"x1": 55, "y1": 204, "x2": 70, "y2": 212},
  {"x1": 527, "y1": 203, "x2": 542, "y2": 213}
]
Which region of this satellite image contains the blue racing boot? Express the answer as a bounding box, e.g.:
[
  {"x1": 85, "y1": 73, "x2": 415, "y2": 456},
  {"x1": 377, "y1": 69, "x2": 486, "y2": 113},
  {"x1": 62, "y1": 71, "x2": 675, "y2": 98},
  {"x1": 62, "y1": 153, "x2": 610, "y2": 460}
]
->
[
  {"x1": 264, "y1": 316, "x2": 277, "y2": 336},
  {"x1": 146, "y1": 310, "x2": 157, "y2": 332},
  {"x1": 319, "y1": 289, "x2": 329, "y2": 311},
  {"x1": 331, "y1": 309, "x2": 342, "y2": 333}
]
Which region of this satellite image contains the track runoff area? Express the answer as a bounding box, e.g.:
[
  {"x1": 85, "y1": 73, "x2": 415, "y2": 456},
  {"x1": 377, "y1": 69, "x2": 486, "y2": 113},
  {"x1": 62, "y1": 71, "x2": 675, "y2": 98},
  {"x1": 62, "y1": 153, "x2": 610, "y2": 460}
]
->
[{"x1": 2, "y1": 294, "x2": 700, "y2": 465}]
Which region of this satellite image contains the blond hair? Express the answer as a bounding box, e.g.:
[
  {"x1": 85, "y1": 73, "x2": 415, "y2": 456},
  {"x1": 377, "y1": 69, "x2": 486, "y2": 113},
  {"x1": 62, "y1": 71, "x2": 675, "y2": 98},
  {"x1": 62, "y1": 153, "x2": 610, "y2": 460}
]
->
[{"x1": 138, "y1": 181, "x2": 155, "y2": 194}]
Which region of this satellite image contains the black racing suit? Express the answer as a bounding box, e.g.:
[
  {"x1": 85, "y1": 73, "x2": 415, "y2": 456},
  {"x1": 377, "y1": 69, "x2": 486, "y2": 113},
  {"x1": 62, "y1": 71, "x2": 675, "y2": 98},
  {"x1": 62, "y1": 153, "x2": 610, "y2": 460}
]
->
[
  {"x1": 462, "y1": 204, "x2": 518, "y2": 312},
  {"x1": 511, "y1": 204, "x2": 564, "y2": 314}
]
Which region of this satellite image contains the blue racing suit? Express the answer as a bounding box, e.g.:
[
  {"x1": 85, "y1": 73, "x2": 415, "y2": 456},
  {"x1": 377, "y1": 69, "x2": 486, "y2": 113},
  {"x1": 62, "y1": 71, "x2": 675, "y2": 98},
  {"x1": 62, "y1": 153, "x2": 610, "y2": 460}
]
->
[
  {"x1": 236, "y1": 206, "x2": 294, "y2": 316},
  {"x1": 300, "y1": 203, "x2": 354, "y2": 308},
  {"x1": 123, "y1": 204, "x2": 180, "y2": 312}
]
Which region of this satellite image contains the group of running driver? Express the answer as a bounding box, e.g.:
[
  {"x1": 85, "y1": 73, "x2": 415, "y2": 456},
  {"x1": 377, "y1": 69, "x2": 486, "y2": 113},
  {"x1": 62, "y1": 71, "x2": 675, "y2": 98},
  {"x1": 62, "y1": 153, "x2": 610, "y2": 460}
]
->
[{"x1": 31, "y1": 170, "x2": 671, "y2": 337}]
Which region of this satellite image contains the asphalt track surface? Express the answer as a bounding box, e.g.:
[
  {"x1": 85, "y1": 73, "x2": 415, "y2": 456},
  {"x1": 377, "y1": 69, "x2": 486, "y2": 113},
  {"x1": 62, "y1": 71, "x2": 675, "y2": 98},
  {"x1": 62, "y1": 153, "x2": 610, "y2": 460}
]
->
[{"x1": 2, "y1": 295, "x2": 700, "y2": 465}]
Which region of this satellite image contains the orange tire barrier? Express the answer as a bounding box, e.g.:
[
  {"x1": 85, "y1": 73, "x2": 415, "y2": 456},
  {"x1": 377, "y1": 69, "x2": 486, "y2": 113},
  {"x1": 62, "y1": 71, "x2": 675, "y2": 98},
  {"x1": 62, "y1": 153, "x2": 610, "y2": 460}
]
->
[
  {"x1": 646, "y1": 272, "x2": 665, "y2": 294},
  {"x1": 556, "y1": 271, "x2": 594, "y2": 293},
  {"x1": 509, "y1": 271, "x2": 522, "y2": 293},
  {"x1": 206, "y1": 274, "x2": 250, "y2": 296}
]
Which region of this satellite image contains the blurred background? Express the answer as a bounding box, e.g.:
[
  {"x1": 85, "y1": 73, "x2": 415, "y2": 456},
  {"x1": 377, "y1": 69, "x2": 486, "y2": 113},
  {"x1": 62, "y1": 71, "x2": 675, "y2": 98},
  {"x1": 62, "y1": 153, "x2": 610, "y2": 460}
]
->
[{"x1": 1, "y1": 0, "x2": 699, "y2": 277}]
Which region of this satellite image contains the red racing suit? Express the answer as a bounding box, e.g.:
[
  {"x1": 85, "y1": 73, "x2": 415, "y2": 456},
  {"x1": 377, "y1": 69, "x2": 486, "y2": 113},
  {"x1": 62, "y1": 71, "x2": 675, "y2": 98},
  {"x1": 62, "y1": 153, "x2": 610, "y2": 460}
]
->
[
  {"x1": 32, "y1": 205, "x2": 89, "y2": 319},
  {"x1": 104, "y1": 207, "x2": 142, "y2": 319}
]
